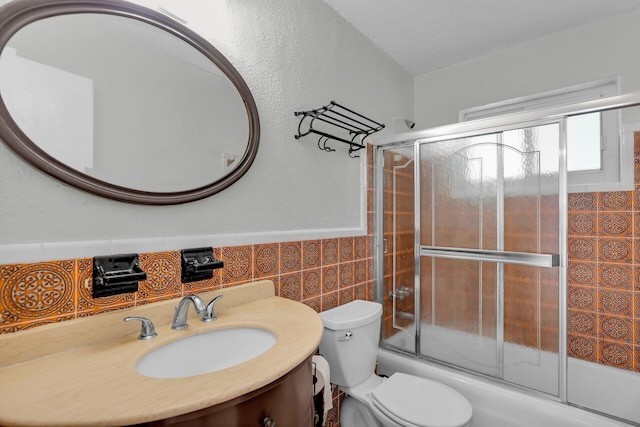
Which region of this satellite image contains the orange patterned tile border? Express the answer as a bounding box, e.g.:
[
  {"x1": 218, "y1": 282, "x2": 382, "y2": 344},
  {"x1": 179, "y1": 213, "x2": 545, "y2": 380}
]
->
[{"x1": 0, "y1": 237, "x2": 374, "y2": 334}]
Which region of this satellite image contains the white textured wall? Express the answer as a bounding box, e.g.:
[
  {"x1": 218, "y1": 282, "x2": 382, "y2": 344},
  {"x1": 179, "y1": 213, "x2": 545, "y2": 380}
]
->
[
  {"x1": 0, "y1": 0, "x2": 412, "y2": 260},
  {"x1": 414, "y1": 8, "x2": 640, "y2": 128}
]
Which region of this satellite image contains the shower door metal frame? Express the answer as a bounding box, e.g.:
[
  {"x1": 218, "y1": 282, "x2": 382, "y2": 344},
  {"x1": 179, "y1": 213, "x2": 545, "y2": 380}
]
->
[
  {"x1": 375, "y1": 120, "x2": 571, "y2": 401},
  {"x1": 412, "y1": 117, "x2": 566, "y2": 398}
]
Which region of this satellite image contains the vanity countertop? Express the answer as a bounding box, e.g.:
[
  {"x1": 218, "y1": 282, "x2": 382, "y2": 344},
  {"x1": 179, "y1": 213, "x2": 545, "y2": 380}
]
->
[{"x1": 0, "y1": 280, "x2": 323, "y2": 426}]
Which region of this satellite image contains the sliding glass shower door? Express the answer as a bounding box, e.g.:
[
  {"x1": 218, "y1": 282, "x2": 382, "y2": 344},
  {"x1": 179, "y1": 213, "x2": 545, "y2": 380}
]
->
[{"x1": 380, "y1": 119, "x2": 564, "y2": 396}]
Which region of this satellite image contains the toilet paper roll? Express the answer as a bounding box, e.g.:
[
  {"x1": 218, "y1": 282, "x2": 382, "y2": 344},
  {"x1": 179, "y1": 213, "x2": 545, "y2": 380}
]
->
[{"x1": 312, "y1": 355, "x2": 333, "y2": 425}]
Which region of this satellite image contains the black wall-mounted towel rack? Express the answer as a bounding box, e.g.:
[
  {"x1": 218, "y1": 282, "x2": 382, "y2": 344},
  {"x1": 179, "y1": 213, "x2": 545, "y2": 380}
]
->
[{"x1": 294, "y1": 101, "x2": 384, "y2": 158}]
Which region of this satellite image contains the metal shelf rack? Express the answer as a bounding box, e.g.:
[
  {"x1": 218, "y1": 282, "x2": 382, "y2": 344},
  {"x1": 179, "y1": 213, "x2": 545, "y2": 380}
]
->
[{"x1": 294, "y1": 101, "x2": 384, "y2": 157}]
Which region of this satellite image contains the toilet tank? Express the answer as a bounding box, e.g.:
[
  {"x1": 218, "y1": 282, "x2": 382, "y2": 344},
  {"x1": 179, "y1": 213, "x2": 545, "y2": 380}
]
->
[{"x1": 319, "y1": 300, "x2": 382, "y2": 387}]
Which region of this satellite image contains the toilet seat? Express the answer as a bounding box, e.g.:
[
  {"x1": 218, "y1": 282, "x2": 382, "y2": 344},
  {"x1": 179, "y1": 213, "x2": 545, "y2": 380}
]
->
[{"x1": 370, "y1": 373, "x2": 472, "y2": 427}]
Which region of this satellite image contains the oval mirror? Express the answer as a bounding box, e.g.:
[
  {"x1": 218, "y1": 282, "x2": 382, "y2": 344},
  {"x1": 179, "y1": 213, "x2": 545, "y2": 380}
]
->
[{"x1": 0, "y1": 0, "x2": 259, "y2": 205}]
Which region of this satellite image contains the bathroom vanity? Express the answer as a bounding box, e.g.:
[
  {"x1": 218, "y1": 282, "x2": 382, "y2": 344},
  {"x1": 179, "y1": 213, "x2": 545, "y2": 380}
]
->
[{"x1": 0, "y1": 281, "x2": 322, "y2": 426}]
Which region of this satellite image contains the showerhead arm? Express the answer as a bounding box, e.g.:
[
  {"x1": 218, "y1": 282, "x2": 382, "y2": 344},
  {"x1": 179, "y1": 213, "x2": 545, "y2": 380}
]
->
[{"x1": 392, "y1": 116, "x2": 415, "y2": 129}]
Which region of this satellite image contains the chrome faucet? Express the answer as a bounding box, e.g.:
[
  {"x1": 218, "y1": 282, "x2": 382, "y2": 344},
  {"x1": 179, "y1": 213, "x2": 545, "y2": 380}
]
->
[
  {"x1": 171, "y1": 295, "x2": 206, "y2": 329},
  {"x1": 202, "y1": 295, "x2": 223, "y2": 322}
]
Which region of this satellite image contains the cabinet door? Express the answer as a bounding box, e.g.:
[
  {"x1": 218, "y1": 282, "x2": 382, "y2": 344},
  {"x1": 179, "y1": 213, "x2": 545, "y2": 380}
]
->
[{"x1": 140, "y1": 357, "x2": 314, "y2": 427}]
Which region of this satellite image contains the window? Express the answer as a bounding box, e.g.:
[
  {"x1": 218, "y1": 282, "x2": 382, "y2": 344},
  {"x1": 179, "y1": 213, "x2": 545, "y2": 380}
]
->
[{"x1": 459, "y1": 78, "x2": 634, "y2": 193}]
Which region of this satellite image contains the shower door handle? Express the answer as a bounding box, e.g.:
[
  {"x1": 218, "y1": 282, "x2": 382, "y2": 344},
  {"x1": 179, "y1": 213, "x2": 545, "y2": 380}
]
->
[{"x1": 420, "y1": 246, "x2": 560, "y2": 268}]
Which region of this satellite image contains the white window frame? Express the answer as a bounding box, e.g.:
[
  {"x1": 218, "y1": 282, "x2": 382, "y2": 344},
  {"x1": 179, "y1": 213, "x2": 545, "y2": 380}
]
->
[{"x1": 459, "y1": 78, "x2": 634, "y2": 193}]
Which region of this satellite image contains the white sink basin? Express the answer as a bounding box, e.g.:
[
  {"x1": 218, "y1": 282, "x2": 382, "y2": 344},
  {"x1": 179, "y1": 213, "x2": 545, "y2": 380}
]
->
[{"x1": 136, "y1": 327, "x2": 277, "y2": 379}]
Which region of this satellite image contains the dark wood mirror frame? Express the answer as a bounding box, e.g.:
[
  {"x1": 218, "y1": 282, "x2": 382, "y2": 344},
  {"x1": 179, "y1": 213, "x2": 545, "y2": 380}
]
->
[{"x1": 0, "y1": 0, "x2": 260, "y2": 205}]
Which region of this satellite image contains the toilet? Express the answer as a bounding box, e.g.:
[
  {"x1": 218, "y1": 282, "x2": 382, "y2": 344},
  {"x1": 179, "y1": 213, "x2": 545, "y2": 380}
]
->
[{"x1": 319, "y1": 300, "x2": 473, "y2": 427}]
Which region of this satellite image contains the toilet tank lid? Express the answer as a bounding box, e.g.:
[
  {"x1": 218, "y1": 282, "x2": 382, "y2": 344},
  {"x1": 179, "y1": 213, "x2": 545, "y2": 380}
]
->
[{"x1": 319, "y1": 300, "x2": 382, "y2": 330}]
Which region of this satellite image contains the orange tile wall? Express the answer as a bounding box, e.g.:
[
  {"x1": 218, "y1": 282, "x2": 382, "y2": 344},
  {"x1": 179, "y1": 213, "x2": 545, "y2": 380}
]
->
[{"x1": 566, "y1": 135, "x2": 640, "y2": 371}]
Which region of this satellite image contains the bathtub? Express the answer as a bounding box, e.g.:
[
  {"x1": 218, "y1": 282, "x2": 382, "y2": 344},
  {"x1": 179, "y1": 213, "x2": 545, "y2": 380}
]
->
[{"x1": 377, "y1": 348, "x2": 638, "y2": 427}]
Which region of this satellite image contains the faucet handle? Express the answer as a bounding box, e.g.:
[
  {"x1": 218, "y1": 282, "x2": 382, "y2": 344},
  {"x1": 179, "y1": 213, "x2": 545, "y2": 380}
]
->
[
  {"x1": 124, "y1": 316, "x2": 158, "y2": 340},
  {"x1": 202, "y1": 294, "x2": 223, "y2": 322}
]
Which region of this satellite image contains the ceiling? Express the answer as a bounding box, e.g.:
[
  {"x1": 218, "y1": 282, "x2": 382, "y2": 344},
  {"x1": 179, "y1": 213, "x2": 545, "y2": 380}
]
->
[{"x1": 321, "y1": 0, "x2": 640, "y2": 76}]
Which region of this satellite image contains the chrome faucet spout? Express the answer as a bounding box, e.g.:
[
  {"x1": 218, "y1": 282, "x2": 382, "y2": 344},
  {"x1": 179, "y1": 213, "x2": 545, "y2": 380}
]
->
[{"x1": 171, "y1": 295, "x2": 206, "y2": 329}]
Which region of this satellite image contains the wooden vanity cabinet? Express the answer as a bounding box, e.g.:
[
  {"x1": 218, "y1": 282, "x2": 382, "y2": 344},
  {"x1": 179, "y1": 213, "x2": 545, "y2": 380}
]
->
[{"x1": 138, "y1": 357, "x2": 314, "y2": 427}]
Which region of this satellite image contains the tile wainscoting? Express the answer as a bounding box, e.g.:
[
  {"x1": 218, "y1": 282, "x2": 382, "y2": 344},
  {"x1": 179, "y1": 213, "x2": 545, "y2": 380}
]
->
[{"x1": 0, "y1": 237, "x2": 374, "y2": 333}]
